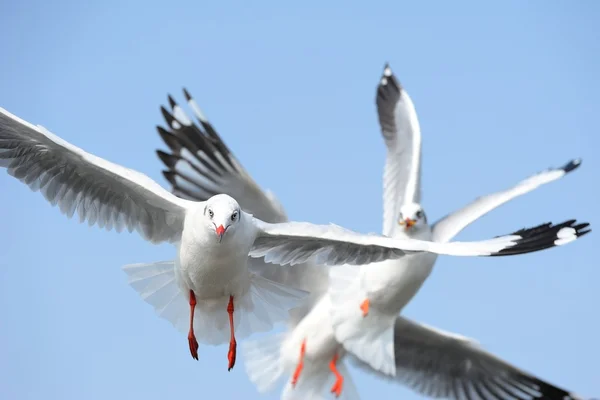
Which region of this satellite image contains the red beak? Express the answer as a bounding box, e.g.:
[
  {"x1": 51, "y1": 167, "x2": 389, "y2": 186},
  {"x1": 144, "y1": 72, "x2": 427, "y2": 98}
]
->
[
  {"x1": 405, "y1": 219, "x2": 416, "y2": 230},
  {"x1": 216, "y1": 225, "x2": 226, "y2": 238}
]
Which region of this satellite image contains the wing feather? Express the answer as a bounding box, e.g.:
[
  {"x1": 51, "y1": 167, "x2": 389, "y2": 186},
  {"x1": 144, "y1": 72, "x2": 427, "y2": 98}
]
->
[
  {"x1": 431, "y1": 159, "x2": 582, "y2": 243},
  {"x1": 349, "y1": 317, "x2": 585, "y2": 400},
  {"x1": 0, "y1": 107, "x2": 190, "y2": 244}
]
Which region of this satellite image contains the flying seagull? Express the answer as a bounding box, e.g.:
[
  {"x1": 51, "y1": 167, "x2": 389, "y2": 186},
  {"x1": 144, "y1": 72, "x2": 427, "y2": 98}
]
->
[
  {"x1": 0, "y1": 107, "x2": 582, "y2": 373},
  {"x1": 153, "y1": 89, "x2": 590, "y2": 399},
  {"x1": 328, "y1": 63, "x2": 588, "y2": 379}
]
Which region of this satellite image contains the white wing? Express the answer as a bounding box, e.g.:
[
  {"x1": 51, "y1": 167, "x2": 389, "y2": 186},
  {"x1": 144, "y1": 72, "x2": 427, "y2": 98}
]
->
[
  {"x1": 350, "y1": 317, "x2": 585, "y2": 400},
  {"x1": 155, "y1": 91, "x2": 329, "y2": 313},
  {"x1": 377, "y1": 63, "x2": 422, "y2": 236},
  {"x1": 431, "y1": 159, "x2": 582, "y2": 243},
  {"x1": 0, "y1": 107, "x2": 191, "y2": 244},
  {"x1": 155, "y1": 90, "x2": 287, "y2": 223},
  {"x1": 249, "y1": 218, "x2": 590, "y2": 267}
]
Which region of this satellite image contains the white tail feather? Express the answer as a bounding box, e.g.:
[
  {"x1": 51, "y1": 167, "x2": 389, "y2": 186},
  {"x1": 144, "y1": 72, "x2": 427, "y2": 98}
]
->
[
  {"x1": 241, "y1": 333, "x2": 286, "y2": 393},
  {"x1": 122, "y1": 261, "x2": 308, "y2": 345},
  {"x1": 329, "y1": 265, "x2": 396, "y2": 376}
]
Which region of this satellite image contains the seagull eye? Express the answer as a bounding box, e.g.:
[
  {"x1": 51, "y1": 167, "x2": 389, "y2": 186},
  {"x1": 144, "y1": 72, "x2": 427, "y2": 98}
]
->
[
  {"x1": 231, "y1": 211, "x2": 238, "y2": 221},
  {"x1": 208, "y1": 209, "x2": 214, "y2": 218},
  {"x1": 416, "y1": 211, "x2": 423, "y2": 219}
]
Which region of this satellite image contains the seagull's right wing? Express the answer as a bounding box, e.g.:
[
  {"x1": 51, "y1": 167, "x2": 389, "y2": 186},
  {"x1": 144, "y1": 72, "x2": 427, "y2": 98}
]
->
[
  {"x1": 155, "y1": 90, "x2": 287, "y2": 223},
  {"x1": 376, "y1": 64, "x2": 423, "y2": 236},
  {"x1": 350, "y1": 316, "x2": 586, "y2": 400},
  {"x1": 431, "y1": 159, "x2": 582, "y2": 243},
  {"x1": 249, "y1": 218, "x2": 590, "y2": 267},
  {"x1": 0, "y1": 107, "x2": 191, "y2": 244}
]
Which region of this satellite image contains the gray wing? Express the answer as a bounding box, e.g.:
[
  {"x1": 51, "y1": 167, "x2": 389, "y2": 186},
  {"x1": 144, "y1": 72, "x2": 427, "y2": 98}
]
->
[
  {"x1": 155, "y1": 89, "x2": 287, "y2": 223},
  {"x1": 249, "y1": 218, "x2": 590, "y2": 266},
  {"x1": 431, "y1": 159, "x2": 582, "y2": 243},
  {"x1": 377, "y1": 63, "x2": 423, "y2": 236},
  {"x1": 0, "y1": 107, "x2": 190, "y2": 244},
  {"x1": 350, "y1": 316, "x2": 586, "y2": 400}
]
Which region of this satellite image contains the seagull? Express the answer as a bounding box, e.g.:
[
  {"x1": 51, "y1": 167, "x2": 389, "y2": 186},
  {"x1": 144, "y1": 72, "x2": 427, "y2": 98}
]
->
[
  {"x1": 0, "y1": 107, "x2": 580, "y2": 373},
  {"x1": 327, "y1": 63, "x2": 589, "y2": 380},
  {"x1": 153, "y1": 91, "x2": 590, "y2": 399}
]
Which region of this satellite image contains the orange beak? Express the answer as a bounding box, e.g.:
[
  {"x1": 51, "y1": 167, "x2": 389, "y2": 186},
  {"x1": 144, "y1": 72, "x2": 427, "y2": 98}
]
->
[
  {"x1": 404, "y1": 218, "x2": 416, "y2": 230},
  {"x1": 215, "y1": 224, "x2": 226, "y2": 241}
]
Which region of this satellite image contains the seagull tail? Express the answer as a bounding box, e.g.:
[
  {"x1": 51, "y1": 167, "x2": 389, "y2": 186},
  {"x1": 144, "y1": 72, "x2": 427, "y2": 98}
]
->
[
  {"x1": 122, "y1": 261, "x2": 308, "y2": 346},
  {"x1": 241, "y1": 332, "x2": 287, "y2": 393},
  {"x1": 121, "y1": 260, "x2": 190, "y2": 333},
  {"x1": 328, "y1": 265, "x2": 397, "y2": 377}
]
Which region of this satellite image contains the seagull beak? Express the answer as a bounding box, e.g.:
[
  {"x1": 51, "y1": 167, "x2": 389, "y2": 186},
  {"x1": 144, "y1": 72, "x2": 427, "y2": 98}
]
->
[
  {"x1": 405, "y1": 219, "x2": 416, "y2": 230},
  {"x1": 215, "y1": 225, "x2": 226, "y2": 242}
]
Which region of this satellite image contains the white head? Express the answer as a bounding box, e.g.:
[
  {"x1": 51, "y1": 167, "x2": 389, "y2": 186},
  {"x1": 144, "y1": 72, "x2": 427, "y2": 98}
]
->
[
  {"x1": 397, "y1": 202, "x2": 427, "y2": 233},
  {"x1": 203, "y1": 194, "x2": 242, "y2": 242}
]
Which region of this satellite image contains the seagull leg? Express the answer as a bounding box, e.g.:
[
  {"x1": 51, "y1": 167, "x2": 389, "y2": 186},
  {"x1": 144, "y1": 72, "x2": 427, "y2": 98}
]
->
[
  {"x1": 188, "y1": 290, "x2": 199, "y2": 360},
  {"x1": 329, "y1": 353, "x2": 344, "y2": 397},
  {"x1": 227, "y1": 295, "x2": 237, "y2": 371},
  {"x1": 360, "y1": 298, "x2": 370, "y2": 317},
  {"x1": 291, "y1": 339, "x2": 306, "y2": 387}
]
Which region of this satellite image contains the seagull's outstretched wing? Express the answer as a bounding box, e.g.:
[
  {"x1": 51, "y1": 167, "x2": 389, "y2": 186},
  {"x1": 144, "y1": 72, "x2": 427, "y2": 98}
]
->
[
  {"x1": 0, "y1": 107, "x2": 191, "y2": 244},
  {"x1": 377, "y1": 63, "x2": 422, "y2": 237},
  {"x1": 350, "y1": 316, "x2": 587, "y2": 400},
  {"x1": 156, "y1": 90, "x2": 287, "y2": 223},
  {"x1": 431, "y1": 159, "x2": 582, "y2": 243},
  {"x1": 249, "y1": 218, "x2": 590, "y2": 267}
]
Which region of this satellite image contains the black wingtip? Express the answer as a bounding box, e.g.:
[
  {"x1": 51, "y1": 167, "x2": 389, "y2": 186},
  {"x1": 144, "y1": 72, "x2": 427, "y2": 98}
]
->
[
  {"x1": 167, "y1": 94, "x2": 177, "y2": 109},
  {"x1": 156, "y1": 149, "x2": 178, "y2": 168},
  {"x1": 162, "y1": 170, "x2": 177, "y2": 186},
  {"x1": 490, "y1": 220, "x2": 591, "y2": 257},
  {"x1": 183, "y1": 87, "x2": 192, "y2": 101},
  {"x1": 563, "y1": 158, "x2": 582, "y2": 173},
  {"x1": 156, "y1": 125, "x2": 181, "y2": 152},
  {"x1": 160, "y1": 105, "x2": 177, "y2": 128}
]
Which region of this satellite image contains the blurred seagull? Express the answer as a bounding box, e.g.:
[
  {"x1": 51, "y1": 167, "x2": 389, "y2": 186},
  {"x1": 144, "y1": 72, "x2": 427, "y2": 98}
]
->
[
  {"x1": 153, "y1": 87, "x2": 590, "y2": 399},
  {"x1": 0, "y1": 106, "x2": 581, "y2": 373},
  {"x1": 327, "y1": 63, "x2": 588, "y2": 379}
]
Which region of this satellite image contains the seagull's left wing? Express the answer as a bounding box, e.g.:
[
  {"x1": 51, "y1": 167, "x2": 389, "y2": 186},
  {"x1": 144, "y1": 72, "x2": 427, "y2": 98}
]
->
[
  {"x1": 0, "y1": 107, "x2": 191, "y2": 244},
  {"x1": 349, "y1": 316, "x2": 587, "y2": 400},
  {"x1": 431, "y1": 159, "x2": 582, "y2": 243},
  {"x1": 249, "y1": 218, "x2": 590, "y2": 267}
]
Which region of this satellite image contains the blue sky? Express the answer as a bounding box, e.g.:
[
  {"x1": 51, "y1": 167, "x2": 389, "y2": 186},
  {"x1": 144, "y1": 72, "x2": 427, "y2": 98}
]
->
[{"x1": 1, "y1": 1, "x2": 598, "y2": 399}]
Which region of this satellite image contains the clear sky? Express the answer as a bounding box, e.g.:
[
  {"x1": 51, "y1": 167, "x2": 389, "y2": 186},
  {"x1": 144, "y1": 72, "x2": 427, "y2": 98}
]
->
[{"x1": 0, "y1": 1, "x2": 598, "y2": 399}]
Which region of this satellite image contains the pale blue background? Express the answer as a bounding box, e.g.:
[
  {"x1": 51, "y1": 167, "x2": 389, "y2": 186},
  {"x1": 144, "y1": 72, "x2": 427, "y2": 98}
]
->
[{"x1": 0, "y1": 1, "x2": 598, "y2": 399}]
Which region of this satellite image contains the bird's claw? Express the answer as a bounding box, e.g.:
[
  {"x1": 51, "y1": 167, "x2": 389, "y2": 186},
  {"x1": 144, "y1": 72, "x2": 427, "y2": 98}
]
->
[
  {"x1": 188, "y1": 334, "x2": 199, "y2": 360},
  {"x1": 330, "y1": 377, "x2": 343, "y2": 398},
  {"x1": 227, "y1": 339, "x2": 237, "y2": 371}
]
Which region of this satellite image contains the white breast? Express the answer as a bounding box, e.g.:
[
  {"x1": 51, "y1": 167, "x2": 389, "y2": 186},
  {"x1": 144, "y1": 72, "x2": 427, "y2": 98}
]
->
[
  {"x1": 176, "y1": 212, "x2": 255, "y2": 300},
  {"x1": 363, "y1": 226, "x2": 437, "y2": 315}
]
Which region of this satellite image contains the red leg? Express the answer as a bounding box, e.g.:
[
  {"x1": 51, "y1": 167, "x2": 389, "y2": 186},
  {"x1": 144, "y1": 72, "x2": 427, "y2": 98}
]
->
[
  {"x1": 329, "y1": 353, "x2": 344, "y2": 397},
  {"x1": 188, "y1": 290, "x2": 199, "y2": 360},
  {"x1": 291, "y1": 339, "x2": 306, "y2": 387},
  {"x1": 360, "y1": 298, "x2": 370, "y2": 317},
  {"x1": 227, "y1": 295, "x2": 237, "y2": 371}
]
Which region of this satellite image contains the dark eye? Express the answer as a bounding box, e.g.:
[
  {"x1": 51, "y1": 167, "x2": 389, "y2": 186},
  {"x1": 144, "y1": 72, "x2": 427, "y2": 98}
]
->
[
  {"x1": 208, "y1": 209, "x2": 214, "y2": 218},
  {"x1": 231, "y1": 211, "x2": 238, "y2": 221},
  {"x1": 416, "y1": 211, "x2": 423, "y2": 219}
]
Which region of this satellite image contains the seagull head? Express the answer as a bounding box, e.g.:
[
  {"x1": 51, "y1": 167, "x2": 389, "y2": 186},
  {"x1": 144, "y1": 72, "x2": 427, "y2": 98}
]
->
[
  {"x1": 398, "y1": 203, "x2": 427, "y2": 232},
  {"x1": 204, "y1": 194, "x2": 242, "y2": 243}
]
